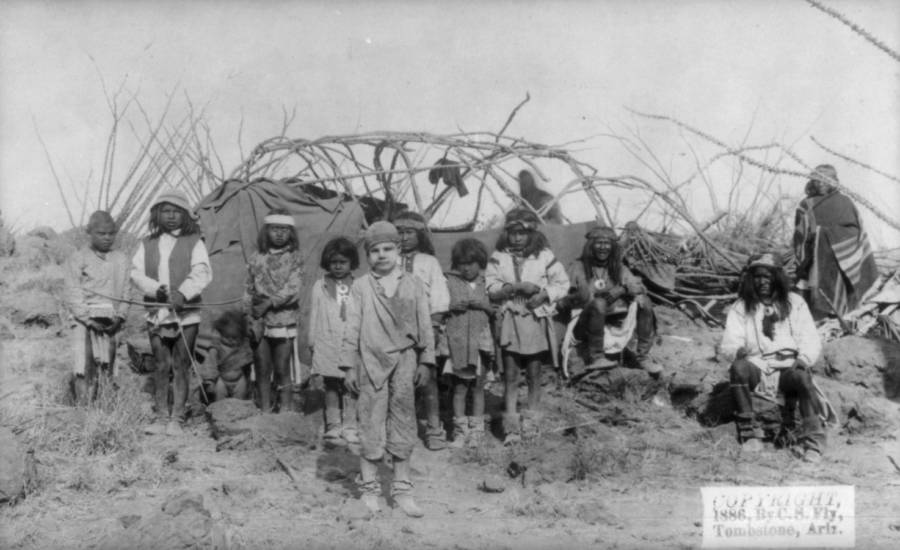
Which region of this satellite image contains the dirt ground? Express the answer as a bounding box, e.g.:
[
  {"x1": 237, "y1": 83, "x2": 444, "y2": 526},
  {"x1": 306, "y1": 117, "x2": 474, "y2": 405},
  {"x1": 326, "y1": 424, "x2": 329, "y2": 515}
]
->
[{"x1": 2, "y1": 249, "x2": 900, "y2": 549}]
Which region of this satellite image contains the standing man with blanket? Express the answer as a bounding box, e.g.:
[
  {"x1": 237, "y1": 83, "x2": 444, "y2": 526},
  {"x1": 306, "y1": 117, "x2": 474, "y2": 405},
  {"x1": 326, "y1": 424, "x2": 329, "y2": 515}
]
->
[{"x1": 793, "y1": 164, "x2": 878, "y2": 319}]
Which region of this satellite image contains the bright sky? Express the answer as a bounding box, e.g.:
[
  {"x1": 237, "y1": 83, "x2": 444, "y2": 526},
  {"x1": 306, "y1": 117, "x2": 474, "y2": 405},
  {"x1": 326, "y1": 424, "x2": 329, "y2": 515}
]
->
[{"x1": 2, "y1": 0, "x2": 898, "y2": 247}]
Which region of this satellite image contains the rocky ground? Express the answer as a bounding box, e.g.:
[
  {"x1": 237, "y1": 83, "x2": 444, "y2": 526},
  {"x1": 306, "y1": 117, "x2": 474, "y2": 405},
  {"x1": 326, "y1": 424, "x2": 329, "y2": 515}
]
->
[{"x1": 1, "y1": 232, "x2": 900, "y2": 549}]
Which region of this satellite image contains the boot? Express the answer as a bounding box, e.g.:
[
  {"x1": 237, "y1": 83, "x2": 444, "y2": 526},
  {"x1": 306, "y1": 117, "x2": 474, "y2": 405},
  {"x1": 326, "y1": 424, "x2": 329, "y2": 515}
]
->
[
  {"x1": 467, "y1": 416, "x2": 485, "y2": 448},
  {"x1": 449, "y1": 417, "x2": 469, "y2": 448},
  {"x1": 502, "y1": 413, "x2": 521, "y2": 446},
  {"x1": 359, "y1": 458, "x2": 381, "y2": 515},
  {"x1": 392, "y1": 459, "x2": 423, "y2": 518}
]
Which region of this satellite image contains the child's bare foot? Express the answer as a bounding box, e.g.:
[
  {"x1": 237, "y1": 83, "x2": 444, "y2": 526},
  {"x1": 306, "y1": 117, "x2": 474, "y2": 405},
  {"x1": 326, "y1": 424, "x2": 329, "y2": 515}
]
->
[{"x1": 165, "y1": 420, "x2": 184, "y2": 436}]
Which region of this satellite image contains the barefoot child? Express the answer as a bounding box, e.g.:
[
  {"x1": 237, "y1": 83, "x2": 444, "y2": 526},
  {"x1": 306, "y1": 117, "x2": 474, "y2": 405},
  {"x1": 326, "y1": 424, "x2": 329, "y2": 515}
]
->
[
  {"x1": 309, "y1": 237, "x2": 360, "y2": 445},
  {"x1": 246, "y1": 209, "x2": 303, "y2": 413},
  {"x1": 339, "y1": 221, "x2": 435, "y2": 518},
  {"x1": 485, "y1": 208, "x2": 569, "y2": 444},
  {"x1": 442, "y1": 238, "x2": 494, "y2": 448},
  {"x1": 63, "y1": 210, "x2": 129, "y2": 405},
  {"x1": 131, "y1": 189, "x2": 212, "y2": 435},
  {"x1": 205, "y1": 310, "x2": 253, "y2": 401},
  {"x1": 393, "y1": 211, "x2": 450, "y2": 450}
]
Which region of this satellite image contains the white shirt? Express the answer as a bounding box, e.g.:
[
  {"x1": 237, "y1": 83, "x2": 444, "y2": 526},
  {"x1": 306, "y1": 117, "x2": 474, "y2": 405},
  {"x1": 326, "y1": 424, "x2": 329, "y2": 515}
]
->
[{"x1": 130, "y1": 231, "x2": 212, "y2": 326}]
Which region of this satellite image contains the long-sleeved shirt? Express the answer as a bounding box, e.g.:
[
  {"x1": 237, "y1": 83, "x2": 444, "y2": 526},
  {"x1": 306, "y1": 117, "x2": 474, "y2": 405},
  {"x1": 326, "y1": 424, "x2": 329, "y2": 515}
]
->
[
  {"x1": 485, "y1": 248, "x2": 569, "y2": 318},
  {"x1": 338, "y1": 269, "x2": 435, "y2": 390},
  {"x1": 245, "y1": 248, "x2": 303, "y2": 328},
  {"x1": 308, "y1": 276, "x2": 353, "y2": 378},
  {"x1": 398, "y1": 252, "x2": 450, "y2": 317},
  {"x1": 719, "y1": 293, "x2": 821, "y2": 371},
  {"x1": 131, "y1": 231, "x2": 212, "y2": 326},
  {"x1": 63, "y1": 247, "x2": 130, "y2": 322}
]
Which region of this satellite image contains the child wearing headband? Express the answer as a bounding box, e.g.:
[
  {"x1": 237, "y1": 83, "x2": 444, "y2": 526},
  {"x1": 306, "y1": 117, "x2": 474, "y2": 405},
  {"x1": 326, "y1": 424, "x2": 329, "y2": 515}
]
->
[
  {"x1": 392, "y1": 211, "x2": 450, "y2": 451},
  {"x1": 486, "y1": 208, "x2": 569, "y2": 444},
  {"x1": 246, "y1": 208, "x2": 303, "y2": 413}
]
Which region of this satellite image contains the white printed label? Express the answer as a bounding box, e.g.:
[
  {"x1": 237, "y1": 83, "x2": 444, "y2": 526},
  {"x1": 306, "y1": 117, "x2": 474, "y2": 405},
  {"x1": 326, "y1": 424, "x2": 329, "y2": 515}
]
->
[{"x1": 701, "y1": 486, "x2": 854, "y2": 548}]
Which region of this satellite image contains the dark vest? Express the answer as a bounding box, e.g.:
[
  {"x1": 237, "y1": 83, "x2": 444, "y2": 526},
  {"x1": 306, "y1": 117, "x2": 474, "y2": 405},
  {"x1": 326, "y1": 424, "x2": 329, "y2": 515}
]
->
[{"x1": 143, "y1": 233, "x2": 202, "y2": 304}]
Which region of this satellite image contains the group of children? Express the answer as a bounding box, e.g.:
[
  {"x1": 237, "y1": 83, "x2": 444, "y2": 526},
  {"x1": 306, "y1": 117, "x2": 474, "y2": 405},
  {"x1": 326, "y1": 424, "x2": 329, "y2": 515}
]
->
[{"x1": 65, "y1": 187, "x2": 583, "y2": 516}]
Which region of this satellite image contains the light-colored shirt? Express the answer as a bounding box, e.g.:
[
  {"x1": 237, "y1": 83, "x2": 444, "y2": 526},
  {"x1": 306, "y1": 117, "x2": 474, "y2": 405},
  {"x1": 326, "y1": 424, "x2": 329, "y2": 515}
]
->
[
  {"x1": 719, "y1": 293, "x2": 821, "y2": 370},
  {"x1": 63, "y1": 247, "x2": 130, "y2": 321},
  {"x1": 339, "y1": 269, "x2": 436, "y2": 389},
  {"x1": 398, "y1": 252, "x2": 450, "y2": 316},
  {"x1": 130, "y1": 232, "x2": 212, "y2": 326},
  {"x1": 485, "y1": 248, "x2": 570, "y2": 317}
]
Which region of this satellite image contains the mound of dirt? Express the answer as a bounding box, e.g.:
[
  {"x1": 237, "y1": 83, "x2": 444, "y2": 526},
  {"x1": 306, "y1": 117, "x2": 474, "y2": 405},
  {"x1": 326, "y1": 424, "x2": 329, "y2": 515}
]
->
[
  {"x1": 823, "y1": 335, "x2": 900, "y2": 400},
  {"x1": 0, "y1": 427, "x2": 27, "y2": 503},
  {"x1": 102, "y1": 490, "x2": 227, "y2": 549},
  {"x1": 207, "y1": 398, "x2": 320, "y2": 450}
]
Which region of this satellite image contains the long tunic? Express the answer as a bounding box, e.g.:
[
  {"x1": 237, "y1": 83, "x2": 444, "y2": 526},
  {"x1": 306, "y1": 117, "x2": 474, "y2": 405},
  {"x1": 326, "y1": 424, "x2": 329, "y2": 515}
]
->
[
  {"x1": 398, "y1": 252, "x2": 450, "y2": 317},
  {"x1": 64, "y1": 247, "x2": 130, "y2": 375},
  {"x1": 245, "y1": 248, "x2": 304, "y2": 329},
  {"x1": 64, "y1": 247, "x2": 130, "y2": 322},
  {"x1": 338, "y1": 270, "x2": 436, "y2": 390},
  {"x1": 485, "y1": 248, "x2": 569, "y2": 357},
  {"x1": 131, "y1": 231, "x2": 212, "y2": 327},
  {"x1": 442, "y1": 272, "x2": 493, "y2": 378},
  {"x1": 719, "y1": 293, "x2": 821, "y2": 398},
  {"x1": 793, "y1": 190, "x2": 879, "y2": 318},
  {"x1": 308, "y1": 276, "x2": 353, "y2": 378}
]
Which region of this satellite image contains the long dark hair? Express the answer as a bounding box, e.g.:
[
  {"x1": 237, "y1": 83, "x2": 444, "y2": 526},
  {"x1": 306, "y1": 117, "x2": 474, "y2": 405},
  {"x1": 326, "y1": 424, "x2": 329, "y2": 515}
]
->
[
  {"x1": 257, "y1": 208, "x2": 299, "y2": 253},
  {"x1": 579, "y1": 234, "x2": 622, "y2": 286},
  {"x1": 451, "y1": 238, "x2": 488, "y2": 269},
  {"x1": 148, "y1": 203, "x2": 200, "y2": 238},
  {"x1": 494, "y1": 208, "x2": 549, "y2": 258},
  {"x1": 738, "y1": 265, "x2": 793, "y2": 318},
  {"x1": 392, "y1": 211, "x2": 435, "y2": 255},
  {"x1": 320, "y1": 236, "x2": 360, "y2": 270}
]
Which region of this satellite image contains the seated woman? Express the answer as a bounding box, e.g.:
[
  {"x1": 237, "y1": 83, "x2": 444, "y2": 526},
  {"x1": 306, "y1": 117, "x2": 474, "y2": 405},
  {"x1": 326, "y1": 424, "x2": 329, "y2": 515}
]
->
[
  {"x1": 719, "y1": 253, "x2": 826, "y2": 462},
  {"x1": 560, "y1": 225, "x2": 658, "y2": 375}
]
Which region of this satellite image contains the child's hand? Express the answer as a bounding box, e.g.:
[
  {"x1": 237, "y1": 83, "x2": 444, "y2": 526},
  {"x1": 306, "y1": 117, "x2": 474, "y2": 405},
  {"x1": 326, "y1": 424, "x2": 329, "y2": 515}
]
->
[
  {"x1": 105, "y1": 317, "x2": 124, "y2": 335},
  {"x1": 170, "y1": 290, "x2": 186, "y2": 312},
  {"x1": 414, "y1": 364, "x2": 432, "y2": 388},
  {"x1": 251, "y1": 297, "x2": 272, "y2": 319},
  {"x1": 449, "y1": 300, "x2": 468, "y2": 313},
  {"x1": 518, "y1": 282, "x2": 541, "y2": 296},
  {"x1": 342, "y1": 369, "x2": 360, "y2": 394},
  {"x1": 309, "y1": 374, "x2": 324, "y2": 392},
  {"x1": 526, "y1": 289, "x2": 548, "y2": 310},
  {"x1": 156, "y1": 285, "x2": 169, "y2": 303}
]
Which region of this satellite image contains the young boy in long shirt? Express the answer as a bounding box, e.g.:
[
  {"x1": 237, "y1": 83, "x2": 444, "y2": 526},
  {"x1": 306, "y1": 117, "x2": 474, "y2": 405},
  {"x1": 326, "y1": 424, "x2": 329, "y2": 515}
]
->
[{"x1": 339, "y1": 221, "x2": 436, "y2": 518}]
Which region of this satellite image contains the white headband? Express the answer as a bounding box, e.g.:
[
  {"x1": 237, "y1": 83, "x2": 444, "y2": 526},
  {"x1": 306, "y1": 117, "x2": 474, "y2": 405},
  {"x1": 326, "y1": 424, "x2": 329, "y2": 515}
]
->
[{"x1": 264, "y1": 214, "x2": 295, "y2": 227}]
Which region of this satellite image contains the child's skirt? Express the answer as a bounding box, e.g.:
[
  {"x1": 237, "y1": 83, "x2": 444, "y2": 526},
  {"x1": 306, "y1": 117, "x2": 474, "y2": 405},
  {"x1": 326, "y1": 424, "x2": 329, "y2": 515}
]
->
[
  {"x1": 441, "y1": 325, "x2": 493, "y2": 380},
  {"x1": 498, "y1": 308, "x2": 550, "y2": 357}
]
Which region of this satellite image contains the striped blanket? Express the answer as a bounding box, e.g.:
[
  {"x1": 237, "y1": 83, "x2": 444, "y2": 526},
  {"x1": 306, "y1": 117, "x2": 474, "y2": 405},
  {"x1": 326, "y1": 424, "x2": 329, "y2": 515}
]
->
[{"x1": 793, "y1": 190, "x2": 879, "y2": 318}]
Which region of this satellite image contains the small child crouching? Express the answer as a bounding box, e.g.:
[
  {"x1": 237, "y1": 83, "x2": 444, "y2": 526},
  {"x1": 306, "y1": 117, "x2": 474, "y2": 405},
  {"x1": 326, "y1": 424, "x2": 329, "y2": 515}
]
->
[
  {"x1": 63, "y1": 210, "x2": 130, "y2": 405},
  {"x1": 442, "y1": 238, "x2": 495, "y2": 448},
  {"x1": 309, "y1": 237, "x2": 360, "y2": 446},
  {"x1": 339, "y1": 222, "x2": 436, "y2": 518},
  {"x1": 205, "y1": 310, "x2": 253, "y2": 401}
]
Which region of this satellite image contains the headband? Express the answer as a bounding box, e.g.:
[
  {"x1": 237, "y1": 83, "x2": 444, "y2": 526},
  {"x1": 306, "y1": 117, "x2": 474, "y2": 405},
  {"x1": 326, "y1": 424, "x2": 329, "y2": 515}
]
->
[
  {"x1": 747, "y1": 252, "x2": 779, "y2": 270},
  {"x1": 264, "y1": 214, "x2": 295, "y2": 227},
  {"x1": 393, "y1": 218, "x2": 426, "y2": 230},
  {"x1": 505, "y1": 220, "x2": 536, "y2": 231}
]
